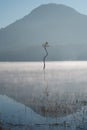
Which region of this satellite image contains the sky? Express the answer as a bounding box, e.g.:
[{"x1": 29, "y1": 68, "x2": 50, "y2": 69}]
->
[{"x1": 0, "y1": 0, "x2": 87, "y2": 28}]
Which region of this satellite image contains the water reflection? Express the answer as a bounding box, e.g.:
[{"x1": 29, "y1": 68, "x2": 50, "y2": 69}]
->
[
  {"x1": 0, "y1": 62, "x2": 87, "y2": 129},
  {"x1": 0, "y1": 95, "x2": 87, "y2": 130}
]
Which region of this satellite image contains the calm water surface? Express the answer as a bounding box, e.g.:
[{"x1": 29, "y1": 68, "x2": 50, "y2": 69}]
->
[{"x1": 0, "y1": 61, "x2": 87, "y2": 130}]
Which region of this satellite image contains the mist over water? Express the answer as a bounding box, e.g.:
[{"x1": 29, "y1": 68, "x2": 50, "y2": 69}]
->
[{"x1": 0, "y1": 61, "x2": 87, "y2": 129}]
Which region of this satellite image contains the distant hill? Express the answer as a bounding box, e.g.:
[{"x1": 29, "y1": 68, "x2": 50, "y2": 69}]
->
[{"x1": 0, "y1": 3, "x2": 87, "y2": 61}]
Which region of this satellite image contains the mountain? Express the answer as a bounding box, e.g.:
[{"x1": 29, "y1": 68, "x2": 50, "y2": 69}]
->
[{"x1": 0, "y1": 3, "x2": 87, "y2": 61}]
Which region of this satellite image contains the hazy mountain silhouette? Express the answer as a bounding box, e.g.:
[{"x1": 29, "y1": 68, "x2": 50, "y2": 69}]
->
[{"x1": 0, "y1": 3, "x2": 87, "y2": 61}]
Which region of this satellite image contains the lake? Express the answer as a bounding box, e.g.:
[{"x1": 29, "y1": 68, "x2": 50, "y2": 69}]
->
[{"x1": 0, "y1": 61, "x2": 87, "y2": 130}]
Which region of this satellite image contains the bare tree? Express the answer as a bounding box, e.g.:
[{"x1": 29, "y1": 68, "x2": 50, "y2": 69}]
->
[{"x1": 42, "y1": 42, "x2": 49, "y2": 70}]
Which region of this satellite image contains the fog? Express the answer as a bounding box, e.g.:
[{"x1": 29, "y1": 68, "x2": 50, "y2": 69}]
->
[{"x1": 1, "y1": 4, "x2": 87, "y2": 61}]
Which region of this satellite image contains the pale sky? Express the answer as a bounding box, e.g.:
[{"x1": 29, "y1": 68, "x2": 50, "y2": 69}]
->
[{"x1": 0, "y1": 0, "x2": 87, "y2": 28}]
